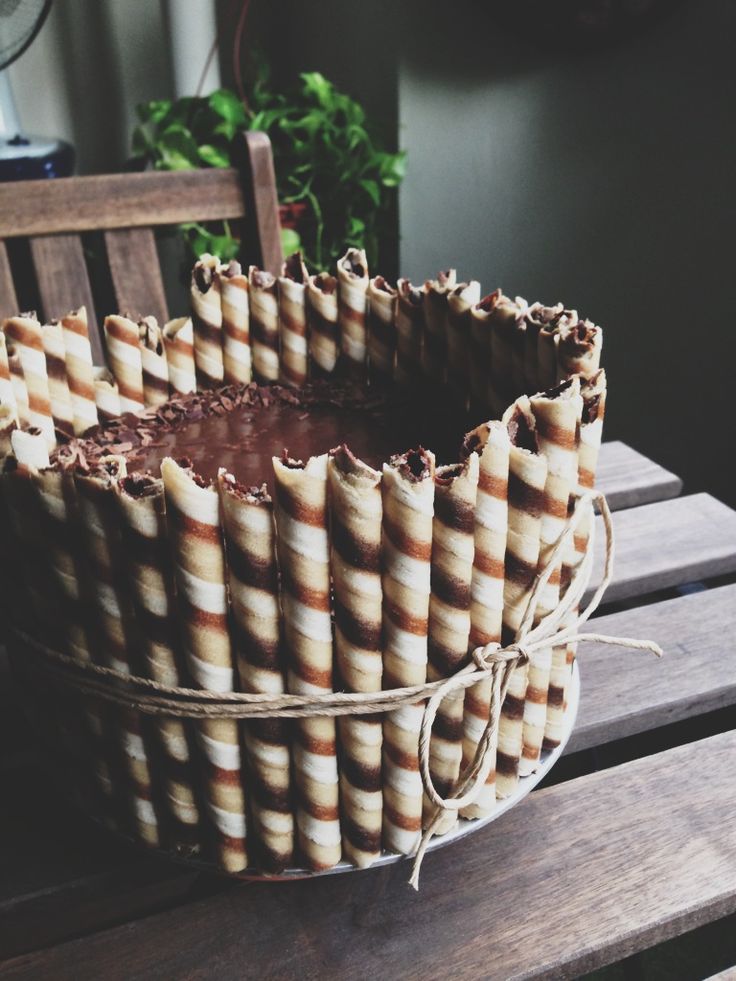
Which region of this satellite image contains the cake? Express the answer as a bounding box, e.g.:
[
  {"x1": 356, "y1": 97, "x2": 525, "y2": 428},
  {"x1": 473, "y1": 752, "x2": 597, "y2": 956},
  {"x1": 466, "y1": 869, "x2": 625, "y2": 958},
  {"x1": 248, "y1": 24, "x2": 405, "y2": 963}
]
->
[{"x1": 0, "y1": 248, "x2": 605, "y2": 876}]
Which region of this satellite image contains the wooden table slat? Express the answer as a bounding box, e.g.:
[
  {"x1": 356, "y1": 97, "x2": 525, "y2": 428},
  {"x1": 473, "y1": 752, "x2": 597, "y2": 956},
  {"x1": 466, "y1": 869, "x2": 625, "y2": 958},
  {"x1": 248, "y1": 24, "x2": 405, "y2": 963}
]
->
[{"x1": 595, "y1": 440, "x2": 683, "y2": 510}]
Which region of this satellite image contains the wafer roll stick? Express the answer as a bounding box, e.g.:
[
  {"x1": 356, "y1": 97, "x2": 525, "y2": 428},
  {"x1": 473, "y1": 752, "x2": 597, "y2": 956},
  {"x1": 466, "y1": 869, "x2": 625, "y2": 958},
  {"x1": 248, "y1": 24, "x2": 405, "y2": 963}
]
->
[
  {"x1": 381, "y1": 448, "x2": 435, "y2": 855},
  {"x1": 93, "y1": 367, "x2": 121, "y2": 424},
  {"x1": 519, "y1": 378, "x2": 582, "y2": 776},
  {"x1": 460, "y1": 421, "x2": 510, "y2": 819},
  {"x1": 138, "y1": 316, "x2": 169, "y2": 407},
  {"x1": 426, "y1": 453, "x2": 479, "y2": 834},
  {"x1": 420, "y1": 269, "x2": 455, "y2": 384},
  {"x1": 488, "y1": 295, "x2": 525, "y2": 417},
  {"x1": 10, "y1": 427, "x2": 49, "y2": 469},
  {"x1": 468, "y1": 292, "x2": 498, "y2": 413},
  {"x1": 446, "y1": 281, "x2": 481, "y2": 404},
  {"x1": 191, "y1": 254, "x2": 224, "y2": 388},
  {"x1": 103, "y1": 315, "x2": 145, "y2": 414},
  {"x1": 117, "y1": 473, "x2": 201, "y2": 846},
  {"x1": 218, "y1": 470, "x2": 295, "y2": 872},
  {"x1": 278, "y1": 253, "x2": 309, "y2": 387},
  {"x1": 6, "y1": 345, "x2": 29, "y2": 426},
  {"x1": 218, "y1": 259, "x2": 251, "y2": 385},
  {"x1": 524, "y1": 303, "x2": 562, "y2": 395},
  {"x1": 249, "y1": 266, "x2": 279, "y2": 382},
  {"x1": 557, "y1": 318, "x2": 602, "y2": 382},
  {"x1": 0, "y1": 331, "x2": 18, "y2": 424},
  {"x1": 307, "y1": 272, "x2": 339, "y2": 378},
  {"x1": 0, "y1": 404, "x2": 16, "y2": 460},
  {"x1": 273, "y1": 452, "x2": 341, "y2": 870},
  {"x1": 328, "y1": 445, "x2": 383, "y2": 868},
  {"x1": 41, "y1": 320, "x2": 74, "y2": 437},
  {"x1": 3, "y1": 314, "x2": 55, "y2": 447},
  {"x1": 537, "y1": 306, "x2": 576, "y2": 393},
  {"x1": 162, "y1": 317, "x2": 196, "y2": 396},
  {"x1": 496, "y1": 399, "x2": 548, "y2": 797},
  {"x1": 367, "y1": 276, "x2": 397, "y2": 383},
  {"x1": 510, "y1": 309, "x2": 528, "y2": 400},
  {"x1": 337, "y1": 248, "x2": 369, "y2": 372},
  {"x1": 396, "y1": 279, "x2": 426, "y2": 383},
  {"x1": 60, "y1": 307, "x2": 98, "y2": 435},
  {"x1": 161, "y1": 457, "x2": 248, "y2": 871}
]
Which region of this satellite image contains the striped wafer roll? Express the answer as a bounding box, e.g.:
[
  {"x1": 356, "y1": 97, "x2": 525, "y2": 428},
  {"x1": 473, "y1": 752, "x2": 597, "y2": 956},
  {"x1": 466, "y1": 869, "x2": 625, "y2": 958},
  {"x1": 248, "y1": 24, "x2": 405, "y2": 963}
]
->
[
  {"x1": 161, "y1": 457, "x2": 248, "y2": 871},
  {"x1": 116, "y1": 473, "x2": 201, "y2": 846},
  {"x1": 162, "y1": 317, "x2": 196, "y2": 396},
  {"x1": 217, "y1": 470, "x2": 294, "y2": 872},
  {"x1": 249, "y1": 266, "x2": 279, "y2": 382},
  {"x1": 519, "y1": 378, "x2": 582, "y2": 776},
  {"x1": 367, "y1": 276, "x2": 397, "y2": 383},
  {"x1": 510, "y1": 306, "x2": 528, "y2": 400},
  {"x1": 93, "y1": 367, "x2": 121, "y2": 424},
  {"x1": 446, "y1": 281, "x2": 481, "y2": 404},
  {"x1": 219, "y1": 259, "x2": 251, "y2": 385},
  {"x1": 272, "y1": 452, "x2": 341, "y2": 870},
  {"x1": 426, "y1": 453, "x2": 479, "y2": 833},
  {"x1": 524, "y1": 303, "x2": 562, "y2": 395},
  {"x1": 138, "y1": 317, "x2": 170, "y2": 408},
  {"x1": 421, "y1": 269, "x2": 456, "y2": 384},
  {"x1": 103, "y1": 315, "x2": 145, "y2": 414},
  {"x1": 488, "y1": 296, "x2": 525, "y2": 417},
  {"x1": 328, "y1": 445, "x2": 383, "y2": 868},
  {"x1": 278, "y1": 253, "x2": 309, "y2": 387},
  {"x1": 191, "y1": 254, "x2": 224, "y2": 388},
  {"x1": 496, "y1": 399, "x2": 548, "y2": 798},
  {"x1": 41, "y1": 321, "x2": 74, "y2": 437},
  {"x1": 6, "y1": 344, "x2": 29, "y2": 426},
  {"x1": 3, "y1": 314, "x2": 55, "y2": 447},
  {"x1": 337, "y1": 248, "x2": 369, "y2": 372},
  {"x1": 396, "y1": 278, "x2": 426, "y2": 383},
  {"x1": 460, "y1": 420, "x2": 510, "y2": 819},
  {"x1": 0, "y1": 404, "x2": 16, "y2": 460},
  {"x1": 381, "y1": 448, "x2": 435, "y2": 855},
  {"x1": 307, "y1": 272, "x2": 339, "y2": 378},
  {"x1": 557, "y1": 318, "x2": 603, "y2": 382},
  {"x1": 61, "y1": 307, "x2": 98, "y2": 436},
  {"x1": 537, "y1": 307, "x2": 576, "y2": 392},
  {"x1": 10, "y1": 427, "x2": 49, "y2": 469},
  {"x1": 0, "y1": 331, "x2": 18, "y2": 424},
  {"x1": 468, "y1": 292, "x2": 498, "y2": 413}
]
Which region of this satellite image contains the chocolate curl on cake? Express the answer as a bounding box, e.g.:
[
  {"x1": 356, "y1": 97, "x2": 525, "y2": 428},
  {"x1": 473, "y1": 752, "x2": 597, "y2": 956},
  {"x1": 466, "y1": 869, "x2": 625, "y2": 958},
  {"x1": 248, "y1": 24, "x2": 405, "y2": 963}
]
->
[
  {"x1": 0, "y1": 404, "x2": 16, "y2": 460},
  {"x1": 519, "y1": 378, "x2": 583, "y2": 777},
  {"x1": 116, "y1": 473, "x2": 201, "y2": 845},
  {"x1": 218, "y1": 259, "x2": 251, "y2": 385},
  {"x1": 6, "y1": 343, "x2": 30, "y2": 426},
  {"x1": 278, "y1": 252, "x2": 309, "y2": 388},
  {"x1": 446, "y1": 280, "x2": 481, "y2": 404},
  {"x1": 0, "y1": 330, "x2": 18, "y2": 425},
  {"x1": 161, "y1": 457, "x2": 249, "y2": 871},
  {"x1": 103, "y1": 315, "x2": 145, "y2": 414},
  {"x1": 307, "y1": 272, "x2": 339, "y2": 378},
  {"x1": 3, "y1": 314, "x2": 55, "y2": 447},
  {"x1": 460, "y1": 420, "x2": 510, "y2": 819},
  {"x1": 496, "y1": 399, "x2": 548, "y2": 798},
  {"x1": 138, "y1": 317, "x2": 170, "y2": 408},
  {"x1": 381, "y1": 448, "x2": 435, "y2": 856},
  {"x1": 421, "y1": 269, "x2": 456, "y2": 384},
  {"x1": 425, "y1": 453, "x2": 480, "y2": 834},
  {"x1": 557, "y1": 317, "x2": 603, "y2": 382},
  {"x1": 396, "y1": 278, "x2": 427, "y2": 382},
  {"x1": 218, "y1": 471, "x2": 295, "y2": 872},
  {"x1": 337, "y1": 247, "x2": 369, "y2": 372},
  {"x1": 92, "y1": 367, "x2": 121, "y2": 425},
  {"x1": 328, "y1": 445, "x2": 383, "y2": 868},
  {"x1": 41, "y1": 321, "x2": 75, "y2": 437},
  {"x1": 249, "y1": 266, "x2": 279, "y2": 383},
  {"x1": 191, "y1": 253, "x2": 224, "y2": 388},
  {"x1": 272, "y1": 452, "x2": 341, "y2": 871},
  {"x1": 488, "y1": 295, "x2": 526, "y2": 417},
  {"x1": 61, "y1": 307, "x2": 99, "y2": 436},
  {"x1": 367, "y1": 276, "x2": 398, "y2": 383},
  {"x1": 162, "y1": 317, "x2": 197, "y2": 396}
]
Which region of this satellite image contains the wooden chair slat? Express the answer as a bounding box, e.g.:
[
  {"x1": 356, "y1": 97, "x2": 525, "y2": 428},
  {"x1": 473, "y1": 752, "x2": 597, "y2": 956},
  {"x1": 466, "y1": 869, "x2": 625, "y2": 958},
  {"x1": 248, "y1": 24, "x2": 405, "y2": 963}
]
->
[
  {"x1": 104, "y1": 227, "x2": 169, "y2": 326},
  {"x1": 0, "y1": 241, "x2": 19, "y2": 319},
  {"x1": 568, "y1": 582, "x2": 736, "y2": 754},
  {"x1": 596, "y1": 440, "x2": 683, "y2": 510},
  {"x1": 0, "y1": 169, "x2": 246, "y2": 239},
  {"x1": 4, "y1": 731, "x2": 735, "y2": 980},
  {"x1": 240, "y1": 131, "x2": 284, "y2": 275},
  {"x1": 29, "y1": 234, "x2": 104, "y2": 364}
]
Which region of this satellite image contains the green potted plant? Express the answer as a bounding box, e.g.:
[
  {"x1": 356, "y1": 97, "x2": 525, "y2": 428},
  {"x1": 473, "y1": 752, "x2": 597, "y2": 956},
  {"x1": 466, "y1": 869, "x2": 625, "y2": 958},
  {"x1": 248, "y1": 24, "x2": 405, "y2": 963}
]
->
[{"x1": 130, "y1": 72, "x2": 406, "y2": 271}]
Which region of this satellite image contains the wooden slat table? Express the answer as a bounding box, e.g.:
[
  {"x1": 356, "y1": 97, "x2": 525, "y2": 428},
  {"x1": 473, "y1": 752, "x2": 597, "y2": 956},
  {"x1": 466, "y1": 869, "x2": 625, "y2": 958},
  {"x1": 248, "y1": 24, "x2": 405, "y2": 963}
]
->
[{"x1": 1, "y1": 441, "x2": 735, "y2": 980}]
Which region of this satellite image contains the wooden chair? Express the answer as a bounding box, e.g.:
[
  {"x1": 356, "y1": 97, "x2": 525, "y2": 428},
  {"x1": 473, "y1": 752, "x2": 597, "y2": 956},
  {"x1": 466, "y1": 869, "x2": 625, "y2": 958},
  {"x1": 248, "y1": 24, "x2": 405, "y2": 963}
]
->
[{"x1": 0, "y1": 132, "x2": 283, "y2": 363}]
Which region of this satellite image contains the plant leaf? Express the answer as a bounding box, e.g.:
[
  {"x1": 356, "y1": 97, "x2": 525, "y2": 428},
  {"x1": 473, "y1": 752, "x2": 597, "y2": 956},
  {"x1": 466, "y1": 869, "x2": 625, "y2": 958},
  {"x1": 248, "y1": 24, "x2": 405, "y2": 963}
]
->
[
  {"x1": 198, "y1": 143, "x2": 231, "y2": 168},
  {"x1": 209, "y1": 89, "x2": 247, "y2": 126},
  {"x1": 280, "y1": 227, "x2": 301, "y2": 256}
]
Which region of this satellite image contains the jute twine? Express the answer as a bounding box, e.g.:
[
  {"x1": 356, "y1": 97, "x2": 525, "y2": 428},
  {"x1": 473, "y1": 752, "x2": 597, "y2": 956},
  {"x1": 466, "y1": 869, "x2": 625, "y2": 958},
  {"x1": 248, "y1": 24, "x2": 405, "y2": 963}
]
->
[{"x1": 11, "y1": 488, "x2": 662, "y2": 888}]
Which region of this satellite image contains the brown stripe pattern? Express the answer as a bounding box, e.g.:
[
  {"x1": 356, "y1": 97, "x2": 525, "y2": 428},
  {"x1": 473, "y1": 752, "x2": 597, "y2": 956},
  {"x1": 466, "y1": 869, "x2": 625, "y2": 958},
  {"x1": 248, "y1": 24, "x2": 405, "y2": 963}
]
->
[
  {"x1": 138, "y1": 316, "x2": 170, "y2": 408},
  {"x1": 367, "y1": 276, "x2": 397, "y2": 383},
  {"x1": 61, "y1": 307, "x2": 99, "y2": 436},
  {"x1": 328, "y1": 445, "x2": 383, "y2": 868},
  {"x1": 0, "y1": 330, "x2": 18, "y2": 426},
  {"x1": 191, "y1": 254, "x2": 224, "y2": 388},
  {"x1": 162, "y1": 317, "x2": 196, "y2": 396},
  {"x1": 421, "y1": 269, "x2": 456, "y2": 384},
  {"x1": 3, "y1": 314, "x2": 55, "y2": 447},
  {"x1": 382, "y1": 448, "x2": 435, "y2": 855},
  {"x1": 337, "y1": 248, "x2": 369, "y2": 372},
  {"x1": 92, "y1": 367, "x2": 121, "y2": 424},
  {"x1": 395, "y1": 279, "x2": 426, "y2": 382},
  {"x1": 249, "y1": 266, "x2": 279, "y2": 382},
  {"x1": 41, "y1": 321, "x2": 75, "y2": 437},
  {"x1": 278, "y1": 253, "x2": 309, "y2": 387},
  {"x1": 103, "y1": 315, "x2": 145, "y2": 414},
  {"x1": 219, "y1": 259, "x2": 251, "y2": 385},
  {"x1": 218, "y1": 470, "x2": 295, "y2": 873},
  {"x1": 161, "y1": 457, "x2": 248, "y2": 872},
  {"x1": 446, "y1": 281, "x2": 481, "y2": 405},
  {"x1": 307, "y1": 272, "x2": 339, "y2": 377},
  {"x1": 273, "y1": 453, "x2": 341, "y2": 870}
]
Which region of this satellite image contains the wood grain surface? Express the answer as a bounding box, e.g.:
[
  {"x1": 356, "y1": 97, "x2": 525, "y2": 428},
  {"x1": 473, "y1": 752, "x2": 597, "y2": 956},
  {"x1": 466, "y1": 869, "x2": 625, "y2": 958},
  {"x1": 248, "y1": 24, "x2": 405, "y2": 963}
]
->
[
  {"x1": 104, "y1": 228, "x2": 169, "y2": 326},
  {"x1": 596, "y1": 440, "x2": 683, "y2": 510},
  {"x1": 239, "y1": 132, "x2": 283, "y2": 275},
  {"x1": 0, "y1": 242, "x2": 19, "y2": 319}
]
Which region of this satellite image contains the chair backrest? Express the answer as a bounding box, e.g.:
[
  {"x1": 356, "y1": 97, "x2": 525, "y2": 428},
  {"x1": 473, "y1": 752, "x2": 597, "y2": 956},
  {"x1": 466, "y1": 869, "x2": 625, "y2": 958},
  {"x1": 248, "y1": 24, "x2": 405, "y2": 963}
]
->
[{"x1": 0, "y1": 132, "x2": 282, "y2": 363}]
